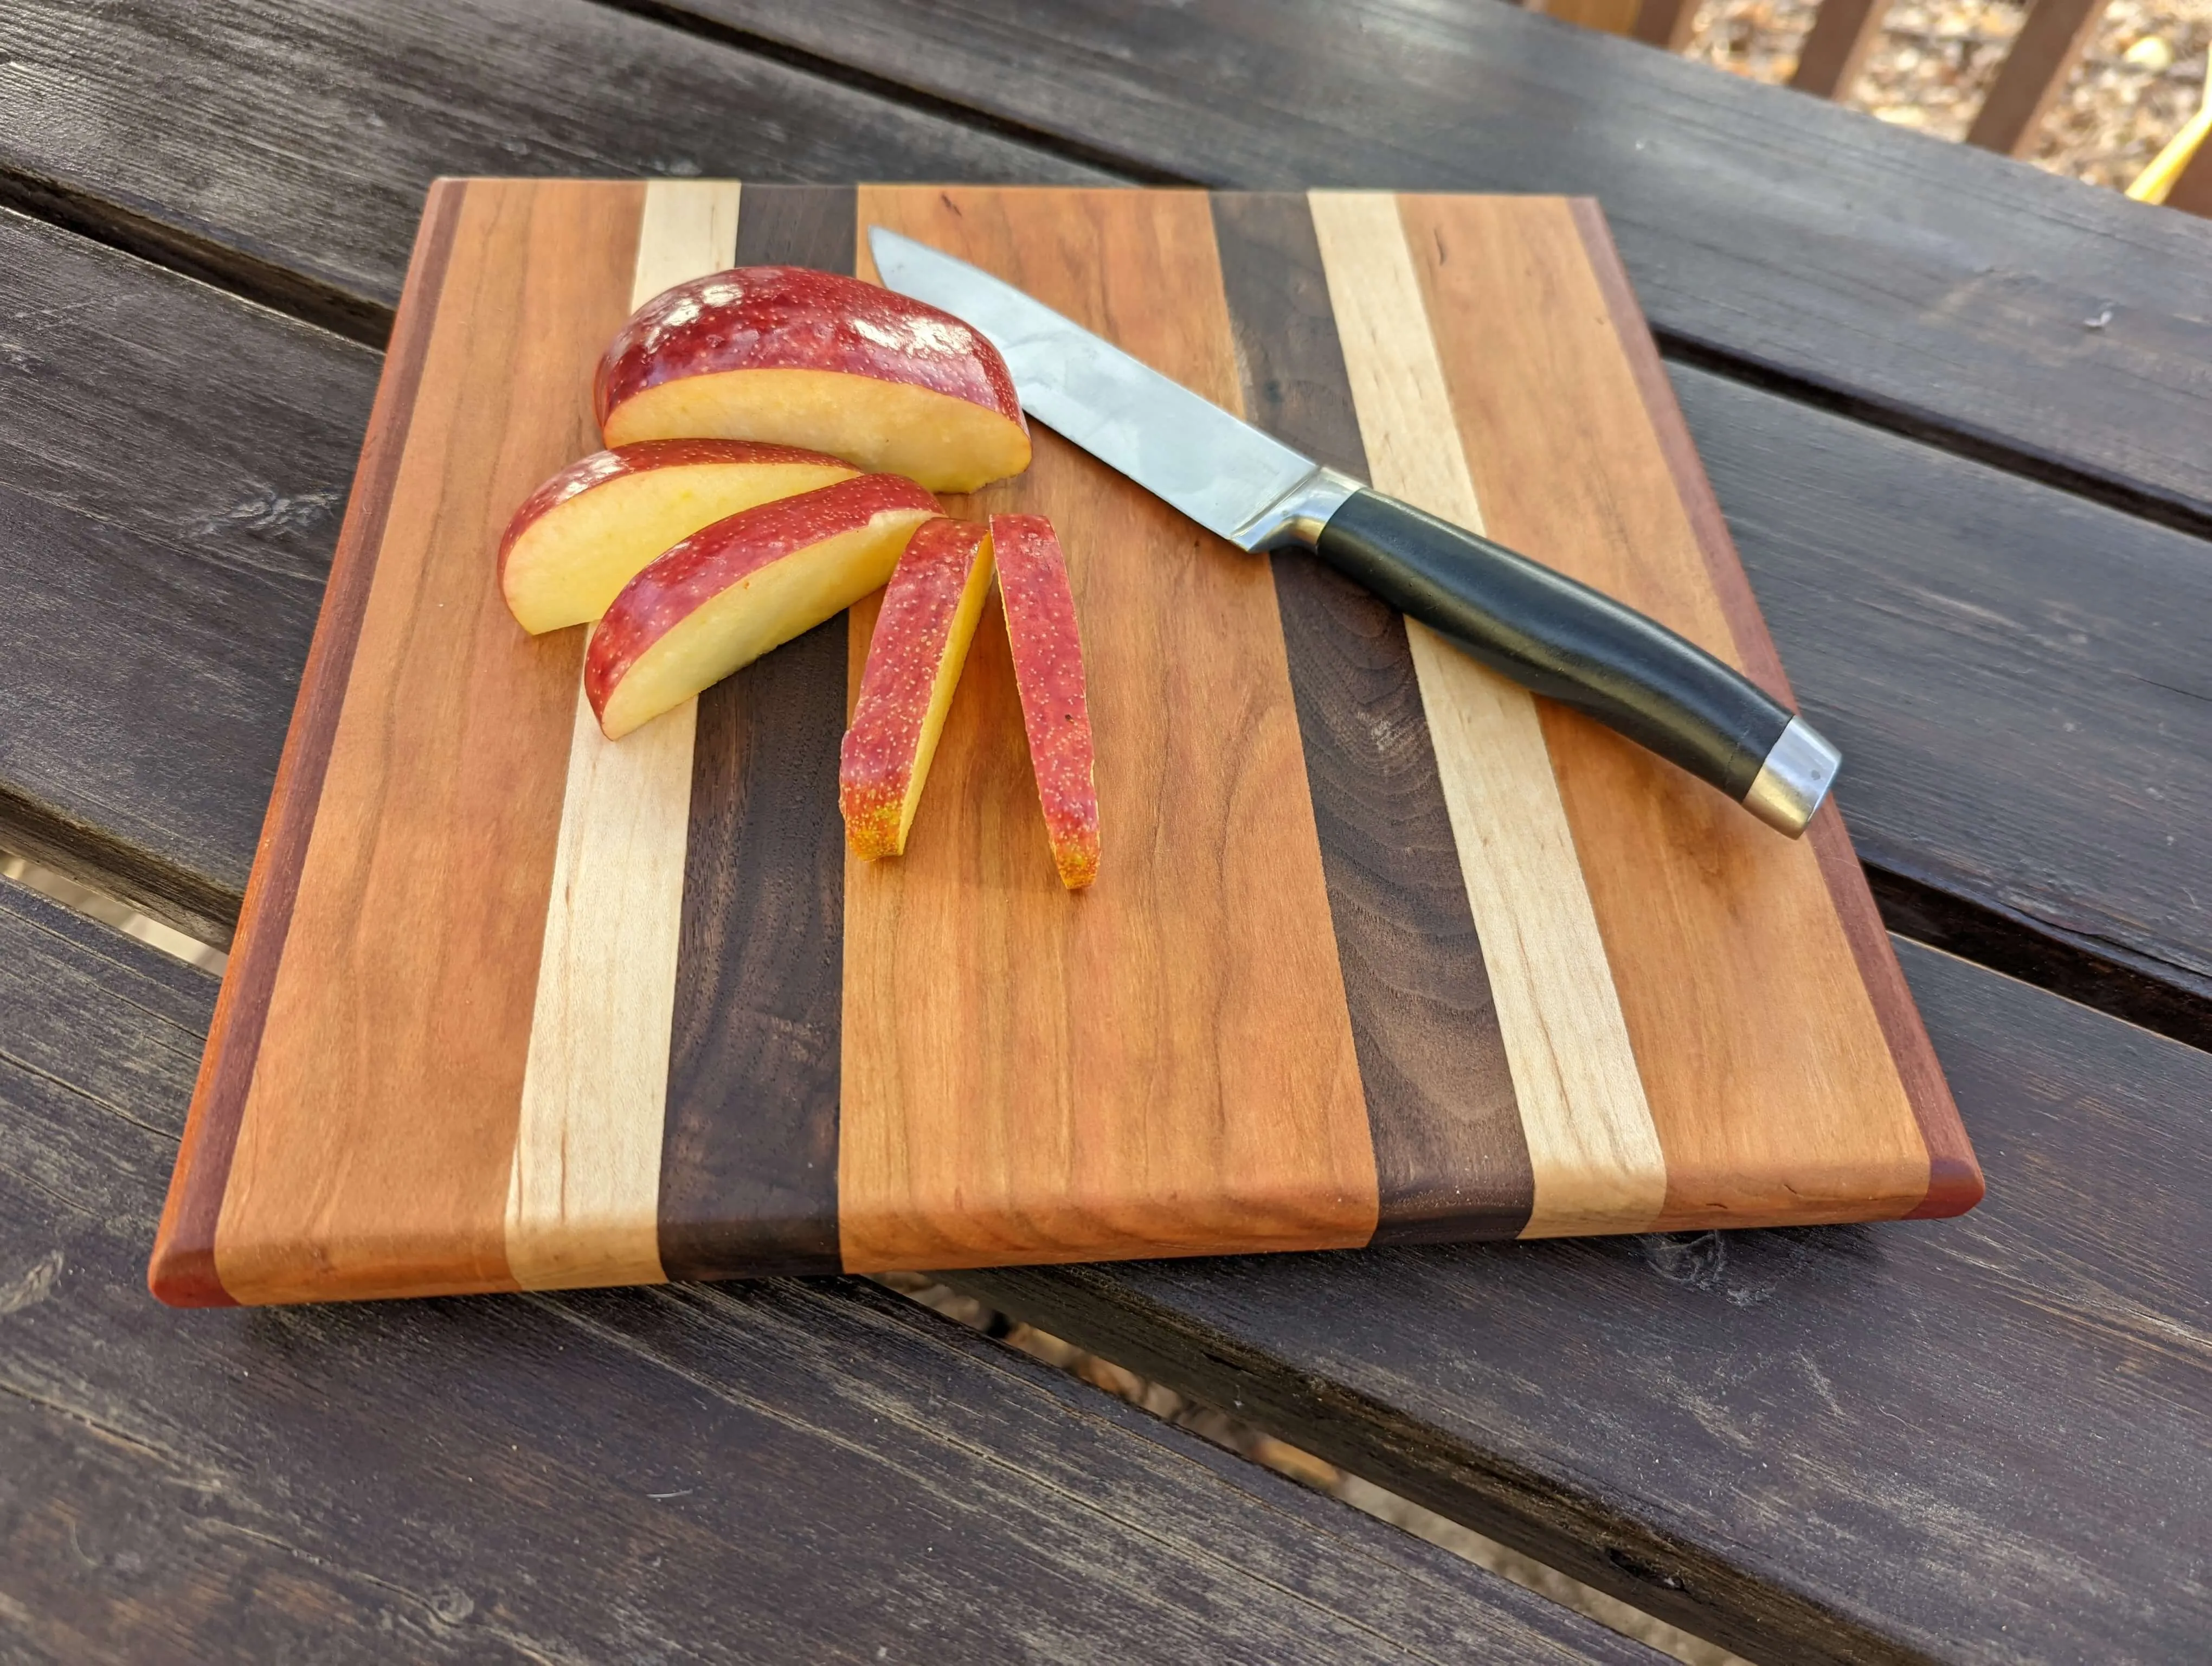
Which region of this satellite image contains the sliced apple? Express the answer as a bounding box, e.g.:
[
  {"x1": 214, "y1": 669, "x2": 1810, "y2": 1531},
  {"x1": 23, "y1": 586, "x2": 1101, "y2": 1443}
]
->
[
  {"x1": 586, "y1": 475, "x2": 941, "y2": 741},
  {"x1": 840, "y1": 518, "x2": 996, "y2": 860},
  {"x1": 992, "y1": 514, "x2": 1099, "y2": 890},
  {"x1": 594, "y1": 266, "x2": 1031, "y2": 493},
  {"x1": 498, "y1": 438, "x2": 858, "y2": 634}
]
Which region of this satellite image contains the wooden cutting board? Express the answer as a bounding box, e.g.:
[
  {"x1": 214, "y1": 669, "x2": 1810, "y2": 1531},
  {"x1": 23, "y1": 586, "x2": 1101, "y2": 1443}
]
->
[{"x1": 150, "y1": 181, "x2": 1980, "y2": 1307}]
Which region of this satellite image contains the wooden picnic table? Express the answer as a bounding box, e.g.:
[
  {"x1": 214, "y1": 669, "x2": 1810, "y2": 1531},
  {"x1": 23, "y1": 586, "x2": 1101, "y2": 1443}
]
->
[{"x1": 2, "y1": 2, "x2": 2208, "y2": 1661}]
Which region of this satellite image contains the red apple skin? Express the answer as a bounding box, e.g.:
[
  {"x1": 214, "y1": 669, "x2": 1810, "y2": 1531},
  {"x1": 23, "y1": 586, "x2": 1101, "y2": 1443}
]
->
[
  {"x1": 495, "y1": 437, "x2": 853, "y2": 588},
  {"x1": 595, "y1": 265, "x2": 1026, "y2": 451},
  {"x1": 841, "y1": 518, "x2": 994, "y2": 859},
  {"x1": 991, "y1": 514, "x2": 1099, "y2": 891},
  {"x1": 586, "y1": 472, "x2": 941, "y2": 729}
]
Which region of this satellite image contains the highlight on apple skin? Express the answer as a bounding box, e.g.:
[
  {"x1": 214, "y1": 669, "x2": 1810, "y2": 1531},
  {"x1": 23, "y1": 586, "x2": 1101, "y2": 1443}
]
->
[
  {"x1": 594, "y1": 266, "x2": 1031, "y2": 494},
  {"x1": 586, "y1": 474, "x2": 942, "y2": 741},
  {"x1": 991, "y1": 513, "x2": 1099, "y2": 891},
  {"x1": 840, "y1": 518, "x2": 996, "y2": 861},
  {"x1": 498, "y1": 439, "x2": 858, "y2": 635}
]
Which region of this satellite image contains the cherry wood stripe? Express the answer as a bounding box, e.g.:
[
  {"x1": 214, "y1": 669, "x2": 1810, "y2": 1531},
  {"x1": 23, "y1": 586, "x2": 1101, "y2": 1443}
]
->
[
  {"x1": 1207, "y1": 193, "x2": 1531, "y2": 1246},
  {"x1": 209, "y1": 181, "x2": 644, "y2": 1303},
  {"x1": 1399, "y1": 193, "x2": 1932, "y2": 1230},
  {"x1": 655, "y1": 185, "x2": 857, "y2": 1281},
  {"x1": 507, "y1": 181, "x2": 741, "y2": 1292},
  {"x1": 147, "y1": 180, "x2": 466, "y2": 1308},
  {"x1": 1562, "y1": 201, "x2": 1981, "y2": 1220},
  {"x1": 839, "y1": 185, "x2": 1376, "y2": 1272},
  {"x1": 1308, "y1": 190, "x2": 1668, "y2": 1241}
]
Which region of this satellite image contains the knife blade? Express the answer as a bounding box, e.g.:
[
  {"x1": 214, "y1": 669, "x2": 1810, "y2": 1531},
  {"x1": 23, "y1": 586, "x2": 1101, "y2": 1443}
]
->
[{"x1": 867, "y1": 226, "x2": 1840, "y2": 836}]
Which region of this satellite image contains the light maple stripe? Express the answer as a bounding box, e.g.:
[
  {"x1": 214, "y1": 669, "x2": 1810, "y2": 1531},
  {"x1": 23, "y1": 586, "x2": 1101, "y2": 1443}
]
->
[
  {"x1": 1306, "y1": 189, "x2": 1667, "y2": 1239},
  {"x1": 505, "y1": 180, "x2": 740, "y2": 1290}
]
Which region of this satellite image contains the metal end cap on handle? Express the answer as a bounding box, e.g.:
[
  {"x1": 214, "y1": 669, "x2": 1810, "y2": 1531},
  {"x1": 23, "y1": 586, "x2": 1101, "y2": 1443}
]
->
[{"x1": 1742, "y1": 717, "x2": 1842, "y2": 837}]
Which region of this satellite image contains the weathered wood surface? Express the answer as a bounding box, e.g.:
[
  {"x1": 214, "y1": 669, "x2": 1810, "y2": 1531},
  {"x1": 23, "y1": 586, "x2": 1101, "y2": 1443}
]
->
[
  {"x1": 7, "y1": 203, "x2": 2204, "y2": 1053},
  {"x1": 0, "y1": 876, "x2": 1655, "y2": 1665},
  {"x1": 951, "y1": 938, "x2": 2212, "y2": 1665},
  {"x1": 0, "y1": 207, "x2": 372, "y2": 947},
  {"x1": 657, "y1": 0, "x2": 2212, "y2": 532},
  {"x1": 0, "y1": 0, "x2": 1105, "y2": 343},
  {"x1": 1683, "y1": 364, "x2": 2212, "y2": 1045}
]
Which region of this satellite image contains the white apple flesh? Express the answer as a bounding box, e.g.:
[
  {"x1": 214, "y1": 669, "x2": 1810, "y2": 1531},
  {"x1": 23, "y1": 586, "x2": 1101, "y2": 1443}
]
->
[
  {"x1": 586, "y1": 473, "x2": 942, "y2": 740},
  {"x1": 498, "y1": 439, "x2": 857, "y2": 634}
]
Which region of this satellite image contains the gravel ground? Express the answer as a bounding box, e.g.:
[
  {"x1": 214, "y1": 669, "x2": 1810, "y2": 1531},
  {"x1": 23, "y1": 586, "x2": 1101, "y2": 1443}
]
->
[{"x1": 1684, "y1": 0, "x2": 2211, "y2": 188}]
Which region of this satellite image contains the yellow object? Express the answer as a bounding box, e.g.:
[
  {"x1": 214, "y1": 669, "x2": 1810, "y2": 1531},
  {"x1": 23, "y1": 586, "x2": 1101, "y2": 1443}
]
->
[{"x1": 2128, "y1": 49, "x2": 2212, "y2": 203}]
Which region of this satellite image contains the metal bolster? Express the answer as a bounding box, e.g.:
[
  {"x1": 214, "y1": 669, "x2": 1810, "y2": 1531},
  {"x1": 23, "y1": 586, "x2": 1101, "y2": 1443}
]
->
[
  {"x1": 1742, "y1": 716, "x2": 1843, "y2": 837},
  {"x1": 1229, "y1": 466, "x2": 1365, "y2": 553}
]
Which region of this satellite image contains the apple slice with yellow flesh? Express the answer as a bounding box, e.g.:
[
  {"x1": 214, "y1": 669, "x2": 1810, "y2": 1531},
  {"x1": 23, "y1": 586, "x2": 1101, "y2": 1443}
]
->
[
  {"x1": 586, "y1": 474, "x2": 941, "y2": 741},
  {"x1": 595, "y1": 266, "x2": 1031, "y2": 493},
  {"x1": 992, "y1": 514, "x2": 1099, "y2": 890},
  {"x1": 840, "y1": 517, "x2": 996, "y2": 860},
  {"x1": 498, "y1": 438, "x2": 857, "y2": 634}
]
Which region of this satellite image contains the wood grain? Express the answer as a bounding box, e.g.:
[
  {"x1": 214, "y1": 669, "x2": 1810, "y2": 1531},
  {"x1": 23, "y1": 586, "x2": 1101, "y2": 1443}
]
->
[
  {"x1": 656, "y1": 185, "x2": 858, "y2": 1281},
  {"x1": 10, "y1": 882, "x2": 1652, "y2": 1666},
  {"x1": 841, "y1": 185, "x2": 1376, "y2": 1271},
  {"x1": 1309, "y1": 190, "x2": 1666, "y2": 1241},
  {"x1": 953, "y1": 933, "x2": 2212, "y2": 1666},
  {"x1": 506, "y1": 181, "x2": 738, "y2": 1291},
  {"x1": 1565, "y1": 201, "x2": 1979, "y2": 1218},
  {"x1": 1207, "y1": 191, "x2": 1531, "y2": 1245},
  {"x1": 147, "y1": 181, "x2": 460, "y2": 1306},
  {"x1": 661, "y1": 0, "x2": 2212, "y2": 535},
  {"x1": 211, "y1": 180, "x2": 642, "y2": 1303},
  {"x1": 1398, "y1": 192, "x2": 1928, "y2": 1228}
]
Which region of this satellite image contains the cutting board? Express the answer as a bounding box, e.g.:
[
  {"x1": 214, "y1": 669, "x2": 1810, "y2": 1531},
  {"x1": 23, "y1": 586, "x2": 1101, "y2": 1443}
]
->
[{"x1": 150, "y1": 181, "x2": 1980, "y2": 1307}]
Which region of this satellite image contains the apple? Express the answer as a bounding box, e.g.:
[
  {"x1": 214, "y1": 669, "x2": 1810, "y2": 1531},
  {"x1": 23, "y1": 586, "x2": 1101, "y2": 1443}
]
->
[
  {"x1": 992, "y1": 514, "x2": 1099, "y2": 890},
  {"x1": 594, "y1": 266, "x2": 1031, "y2": 493},
  {"x1": 840, "y1": 517, "x2": 996, "y2": 860},
  {"x1": 498, "y1": 438, "x2": 858, "y2": 634},
  {"x1": 587, "y1": 474, "x2": 942, "y2": 741}
]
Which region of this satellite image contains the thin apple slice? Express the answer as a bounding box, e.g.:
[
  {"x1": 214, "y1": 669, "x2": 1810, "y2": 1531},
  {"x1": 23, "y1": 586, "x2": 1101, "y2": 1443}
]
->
[
  {"x1": 840, "y1": 518, "x2": 996, "y2": 860},
  {"x1": 499, "y1": 439, "x2": 858, "y2": 633},
  {"x1": 992, "y1": 514, "x2": 1099, "y2": 890},
  {"x1": 595, "y1": 266, "x2": 1031, "y2": 493},
  {"x1": 587, "y1": 475, "x2": 941, "y2": 741}
]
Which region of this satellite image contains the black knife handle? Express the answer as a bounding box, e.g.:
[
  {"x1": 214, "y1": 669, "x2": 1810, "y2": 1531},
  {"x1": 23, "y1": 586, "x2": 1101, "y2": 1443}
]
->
[{"x1": 1315, "y1": 489, "x2": 1836, "y2": 834}]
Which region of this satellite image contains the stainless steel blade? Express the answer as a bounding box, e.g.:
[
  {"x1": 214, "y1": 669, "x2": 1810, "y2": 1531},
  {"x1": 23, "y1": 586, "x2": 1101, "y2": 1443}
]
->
[{"x1": 867, "y1": 227, "x2": 1335, "y2": 550}]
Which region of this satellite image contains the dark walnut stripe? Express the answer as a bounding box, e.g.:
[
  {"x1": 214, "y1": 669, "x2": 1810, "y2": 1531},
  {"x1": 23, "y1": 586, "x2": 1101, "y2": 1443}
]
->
[
  {"x1": 147, "y1": 180, "x2": 466, "y2": 1308},
  {"x1": 657, "y1": 185, "x2": 857, "y2": 1280},
  {"x1": 1565, "y1": 200, "x2": 1981, "y2": 1221},
  {"x1": 1208, "y1": 193, "x2": 1531, "y2": 1245}
]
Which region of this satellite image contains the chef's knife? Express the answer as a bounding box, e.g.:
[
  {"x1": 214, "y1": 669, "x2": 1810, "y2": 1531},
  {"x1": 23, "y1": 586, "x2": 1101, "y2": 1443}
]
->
[{"x1": 867, "y1": 227, "x2": 1840, "y2": 836}]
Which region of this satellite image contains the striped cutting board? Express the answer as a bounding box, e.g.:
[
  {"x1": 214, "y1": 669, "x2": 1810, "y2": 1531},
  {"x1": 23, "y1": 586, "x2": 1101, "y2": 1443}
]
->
[{"x1": 150, "y1": 181, "x2": 1981, "y2": 1307}]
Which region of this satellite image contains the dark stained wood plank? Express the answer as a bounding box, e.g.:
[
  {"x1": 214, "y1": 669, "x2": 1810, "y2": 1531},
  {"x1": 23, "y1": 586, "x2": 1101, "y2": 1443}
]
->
[
  {"x1": 0, "y1": 0, "x2": 1108, "y2": 344},
  {"x1": 660, "y1": 187, "x2": 856, "y2": 1281},
  {"x1": 950, "y1": 937, "x2": 2212, "y2": 1665},
  {"x1": 9, "y1": 196, "x2": 2209, "y2": 1063},
  {"x1": 662, "y1": 0, "x2": 2212, "y2": 532},
  {"x1": 1207, "y1": 191, "x2": 1530, "y2": 1245},
  {"x1": 0, "y1": 206, "x2": 375, "y2": 946},
  {"x1": 1676, "y1": 362, "x2": 2212, "y2": 1047},
  {"x1": 0, "y1": 877, "x2": 1657, "y2": 1666}
]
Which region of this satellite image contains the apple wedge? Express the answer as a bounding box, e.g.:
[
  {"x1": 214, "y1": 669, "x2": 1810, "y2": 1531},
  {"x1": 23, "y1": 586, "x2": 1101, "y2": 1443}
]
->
[
  {"x1": 498, "y1": 439, "x2": 857, "y2": 634},
  {"x1": 840, "y1": 518, "x2": 996, "y2": 860},
  {"x1": 594, "y1": 266, "x2": 1031, "y2": 493},
  {"x1": 992, "y1": 514, "x2": 1099, "y2": 890},
  {"x1": 586, "y1": 474, "x2": 941, "y2": 741}
]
